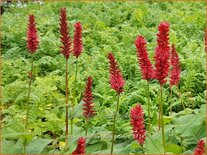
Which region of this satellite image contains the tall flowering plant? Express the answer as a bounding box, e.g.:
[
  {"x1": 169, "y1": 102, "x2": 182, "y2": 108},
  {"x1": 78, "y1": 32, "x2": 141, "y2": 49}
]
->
[
  {"x1": 73, "y1": 22, "x2": 83, "y2": 58},
  {"x1": 154, "y1": 22, "x2": 170, "y2": 85},
  {"x1": 82, "y1": 76, "x2": 96, "y2": 136},
  {"x1": 154, "y1": 22, "x2": 170, "y2": 152},
  {"x1": 130, "y1": 104, "x2": 146, "y2": 153},
  {"x1": 27, "y1": 15, "x2": 39, "y2": 54},
  {"x1": 59, "y1": 7, "x2": 72, "y2": 147},
  {"x1": 108, "y1": 53, "x2": 125, "y2": 94},
  {"x1": 169, "y1": 44, "x2": 181, "y2": 115},
  {"x1": 135, "y1": 35, "x2": 154, "y2": 132},
  {"x1": 25, "y1": 14, "x2": 39, "y2": 154},
  {"x1": 108, "y1": 52, "x2": 125, "y2": 154},
  {"x1": 71, "y1": 22, "x2": 83, "y2": 134}
]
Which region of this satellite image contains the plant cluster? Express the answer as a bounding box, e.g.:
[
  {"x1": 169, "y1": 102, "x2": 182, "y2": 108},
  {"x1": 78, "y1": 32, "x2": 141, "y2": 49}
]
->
[{"x1": 1, "y1": 2, "x2": 206, "y2": 154}]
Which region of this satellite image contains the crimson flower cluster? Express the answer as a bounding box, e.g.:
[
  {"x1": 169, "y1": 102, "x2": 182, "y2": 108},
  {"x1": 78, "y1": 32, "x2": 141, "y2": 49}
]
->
[
  {"x1": 135, "y1": 35, "x2": 154, "y2": 81},
  {"x1": 130, "y1": 104, "x2": 146, "y2": 145},
  {"x1": 154, "y1": 22, "x2": 171, "y2": 85},
  {"x1": 170, "y1": 44, "x2": 181, "y2": 87},
  {"x1": 73, "y1": 22, "x2": 83, "y2": 58},
  {"x1": 59, "y1": 8, "x2": 72, "y2": 59},
  {"x1": 72, "y1": 137, "x2": 86, "y2": 154},
  {"x1": 26, "y1": 14, "x2": 39, "y2": 53},
  {"x1": 194, "y1": 140, "x2": 205, "y2": 155},
  {"x1": 108, "y1": 53, "x2": 125, "y2": 94},
  {"x1": 82, "y1": 76, "x2": 95, "y2": 119}
]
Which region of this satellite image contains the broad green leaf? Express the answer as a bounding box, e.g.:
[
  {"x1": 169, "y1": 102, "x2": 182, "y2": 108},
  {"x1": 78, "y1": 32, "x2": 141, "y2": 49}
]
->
[
  {"x1": 2, "y1": 139, "x2": 23, "y2": 154},
  {"x1": 165, "y1": 144, "x2": 183, "y2": 154},
  {"x1": 27, "y1": 138, "x2": 52, "y2": 154},
  {"x1": 86, "y1": 141, "x2": 107, "y2": 153},
  {"x1": 144, "y1": 133, "x2": 164, "y2": 154}
]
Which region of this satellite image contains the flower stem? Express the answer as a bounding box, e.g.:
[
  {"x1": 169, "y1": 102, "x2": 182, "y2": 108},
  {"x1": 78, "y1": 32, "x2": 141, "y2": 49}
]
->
[
  {"x1": 24, "y1": 55, "x2": 34, "y2": 154},
  {"x1": 160, "y1": 85, "x2": 166, "y2": 153},
  {"x1": 65, "y1": 58, "x2": 69, "y2": 147},
  {"x1": 23, "y1": 144, "x2": 26, "y2": 154},
  {"x1": 71, "y1": 58, "x2": 78, "y2": 135},
  {"x1": 110, "y1": 94, "x2": 120, "y2": 154},
  {"x1": 74, "y1": 58, "x2": 78, "y2": 101},
  {"x1": 25, "y1": 55, "x2": 34, "y2": 130},
  {"x1": 147, "y1": 81, "x2": 151, "y2": 132},
  {"x1": 170, "y1": 87, "x2": 172, "y2": 116},
  {"x1": 158, "y1": 99, "x2": 161, "y2": 131},
  {"x1": 85, "y1": 118, "x2": 88, "y2": 136},
  {"x1": 141, "y1": 144, "x2": 145, "y2": 154}
]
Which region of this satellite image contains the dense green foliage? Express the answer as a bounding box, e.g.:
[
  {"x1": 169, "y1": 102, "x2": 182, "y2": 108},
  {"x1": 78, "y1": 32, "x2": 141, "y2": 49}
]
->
[{"x1": 1, "y1": 1, "x2": 206, "y2": 154}]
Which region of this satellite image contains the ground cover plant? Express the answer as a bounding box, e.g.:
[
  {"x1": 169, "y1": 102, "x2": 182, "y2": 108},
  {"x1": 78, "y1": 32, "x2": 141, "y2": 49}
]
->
[{"x1": 1, "y1": 1, "x2": 206, "y2": 154}]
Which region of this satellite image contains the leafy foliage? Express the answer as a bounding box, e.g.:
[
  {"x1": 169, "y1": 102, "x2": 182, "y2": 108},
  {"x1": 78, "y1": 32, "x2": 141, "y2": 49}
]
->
[{"x1": 1, "y1": 1, "x2": 206, "y2": 154}]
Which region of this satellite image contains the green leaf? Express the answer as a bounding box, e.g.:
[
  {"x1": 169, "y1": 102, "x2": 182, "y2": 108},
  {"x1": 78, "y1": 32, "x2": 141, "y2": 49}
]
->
[
  {"x1": 2, "y1": 128, "x2": 24, "y2": 139},
  {"x1": 2, "y1": 128, "x2": 32, "y2": 144},
  {"x1": 86, "y1": 141, "x2": 107, "y2": 153},
  {"x1": 2, "y1": 139, "x2": 23, "y2": 154},
  {"x1": 27, "y1": 138, "x2": 52, "y2": 154},
  {"x1": 165, "y1": 144, "x2": 183, "y2": 154},
  {"x1": 145, "y1": 133, "x2": 164, "y2": 154},
  {"x1": 163, "y1": 116, "x2": 172, "y2": 124},
  {"x1": 114, "y1": 142, "x2": 131, "y2": 154},
  {"x1": 72, "y1": 100, "x2": 84, "y2": 118}
]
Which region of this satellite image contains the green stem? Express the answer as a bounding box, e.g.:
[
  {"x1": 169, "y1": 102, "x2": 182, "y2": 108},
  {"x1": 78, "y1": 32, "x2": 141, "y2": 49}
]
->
[
  {"x1": 170, "y1": 127, "x2": 175, "y2": 143},
  {"x1": 110, "y1": 94, "x2": 120, "y2": 154},
  {"x1": 74, "y1": 58, "x2": 78, "y2": 96},
  {"x1": 65, "y1": 58, "x2": 69, "y2": 147},
  {"x1": 24, "y1": 55, "x2": 34, "y2": 154},
  {"x1": 160, "y1": 85, "x2": 166, "y2": 153},
  {"x1": 177, "y1": 87, "x2": 186, "y2": 111},
  {"x1": 71, "y1": 58, "x2": 78, "y2": 135},
  {"x1": 141, "y1": 144, "x2": 145, "y2": 154},
  {"x1": 147, "y1": 81, "x2": 151, "y2": 132},
  {"x1": 170, "y1": 87, "x2": 172, "y2": 116},
  {"x1": 180, "y1": 97, "x2": 186, "y2": 112},
  {"x1": 25, "y1": 56, "x2": 34, "y2": 130},
  {"x1": 158, "y1": 98, "x2": 161, "y2": 131},
  {"x1": 23, "y1": 144, "x2": 26, "y2": 154},
  {"x1": 85, "y1": 118, "x2": 89, "y2": 136}
]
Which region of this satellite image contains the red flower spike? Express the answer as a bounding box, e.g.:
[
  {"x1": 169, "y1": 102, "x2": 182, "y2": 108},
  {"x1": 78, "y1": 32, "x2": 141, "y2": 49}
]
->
[
  {"x1": 73, "y1": 22, "x2": 83, "y2": 58},
  {"x1": 59, "y1": 8, "x2": 72, "y2": 59},
  {"x1": 135, "y1": 36, "x2": 155, "y2": 81},
  {"x1": 194, "y1": 140, "x2": 205, "y2": 155},
  {"x1": 154, "y1": 22, "x2": 171, "y2": 85},
  {"x1": 130, "y1": 104, "x2": 146, "y2": 145},
  {"x1": 26, "y1": 14, "x2": 39, "y2": 53},
  {"x1": 108, "y1": 53, "x2": 125, "y2": 94},
  {"x1": 82, "y1": 76, "x2": 95, "y2": 119},
  {"x1": 170, "y1": 44, "x2": 181, "y2": 87},
  {"x1": 72, "y1": 137, "x2": 86, "y2": 154}
]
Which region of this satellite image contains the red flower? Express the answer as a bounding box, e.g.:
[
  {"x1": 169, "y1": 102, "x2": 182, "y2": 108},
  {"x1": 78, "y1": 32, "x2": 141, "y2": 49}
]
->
[
  {"x1": 73, "y1": 22, "x2": 83, "y2": 58},
  {"x1": 59, "y1": 8, "x2": 72, "y2": 59},
  {"x1": 26, "y1": 14, "x2": 39, "y2": 53},
  {"x1": 194, "y1": 140, "x2": 205, "y2": 155},
  {"x1": 135, "y1": 36, "x2": 155, "y2": 81},
  {"x1": 170, "y1": 44, "x2": 181, "y2": 87},
  {"x1": 154, "y1": 22, "x2": 170, "y2": 85},
  {"x1": 108, "y1": 53, "x2": 125, "y2": 94},
  {"x1": 130, "y1": 104, "x2": 146, "y2": 145},
  {"x1": 72, "y1": 137, "x2": 86, "y2": 154},
  {"x1": 82, "y1": 76, "x2": 95, "y2": 119}
]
